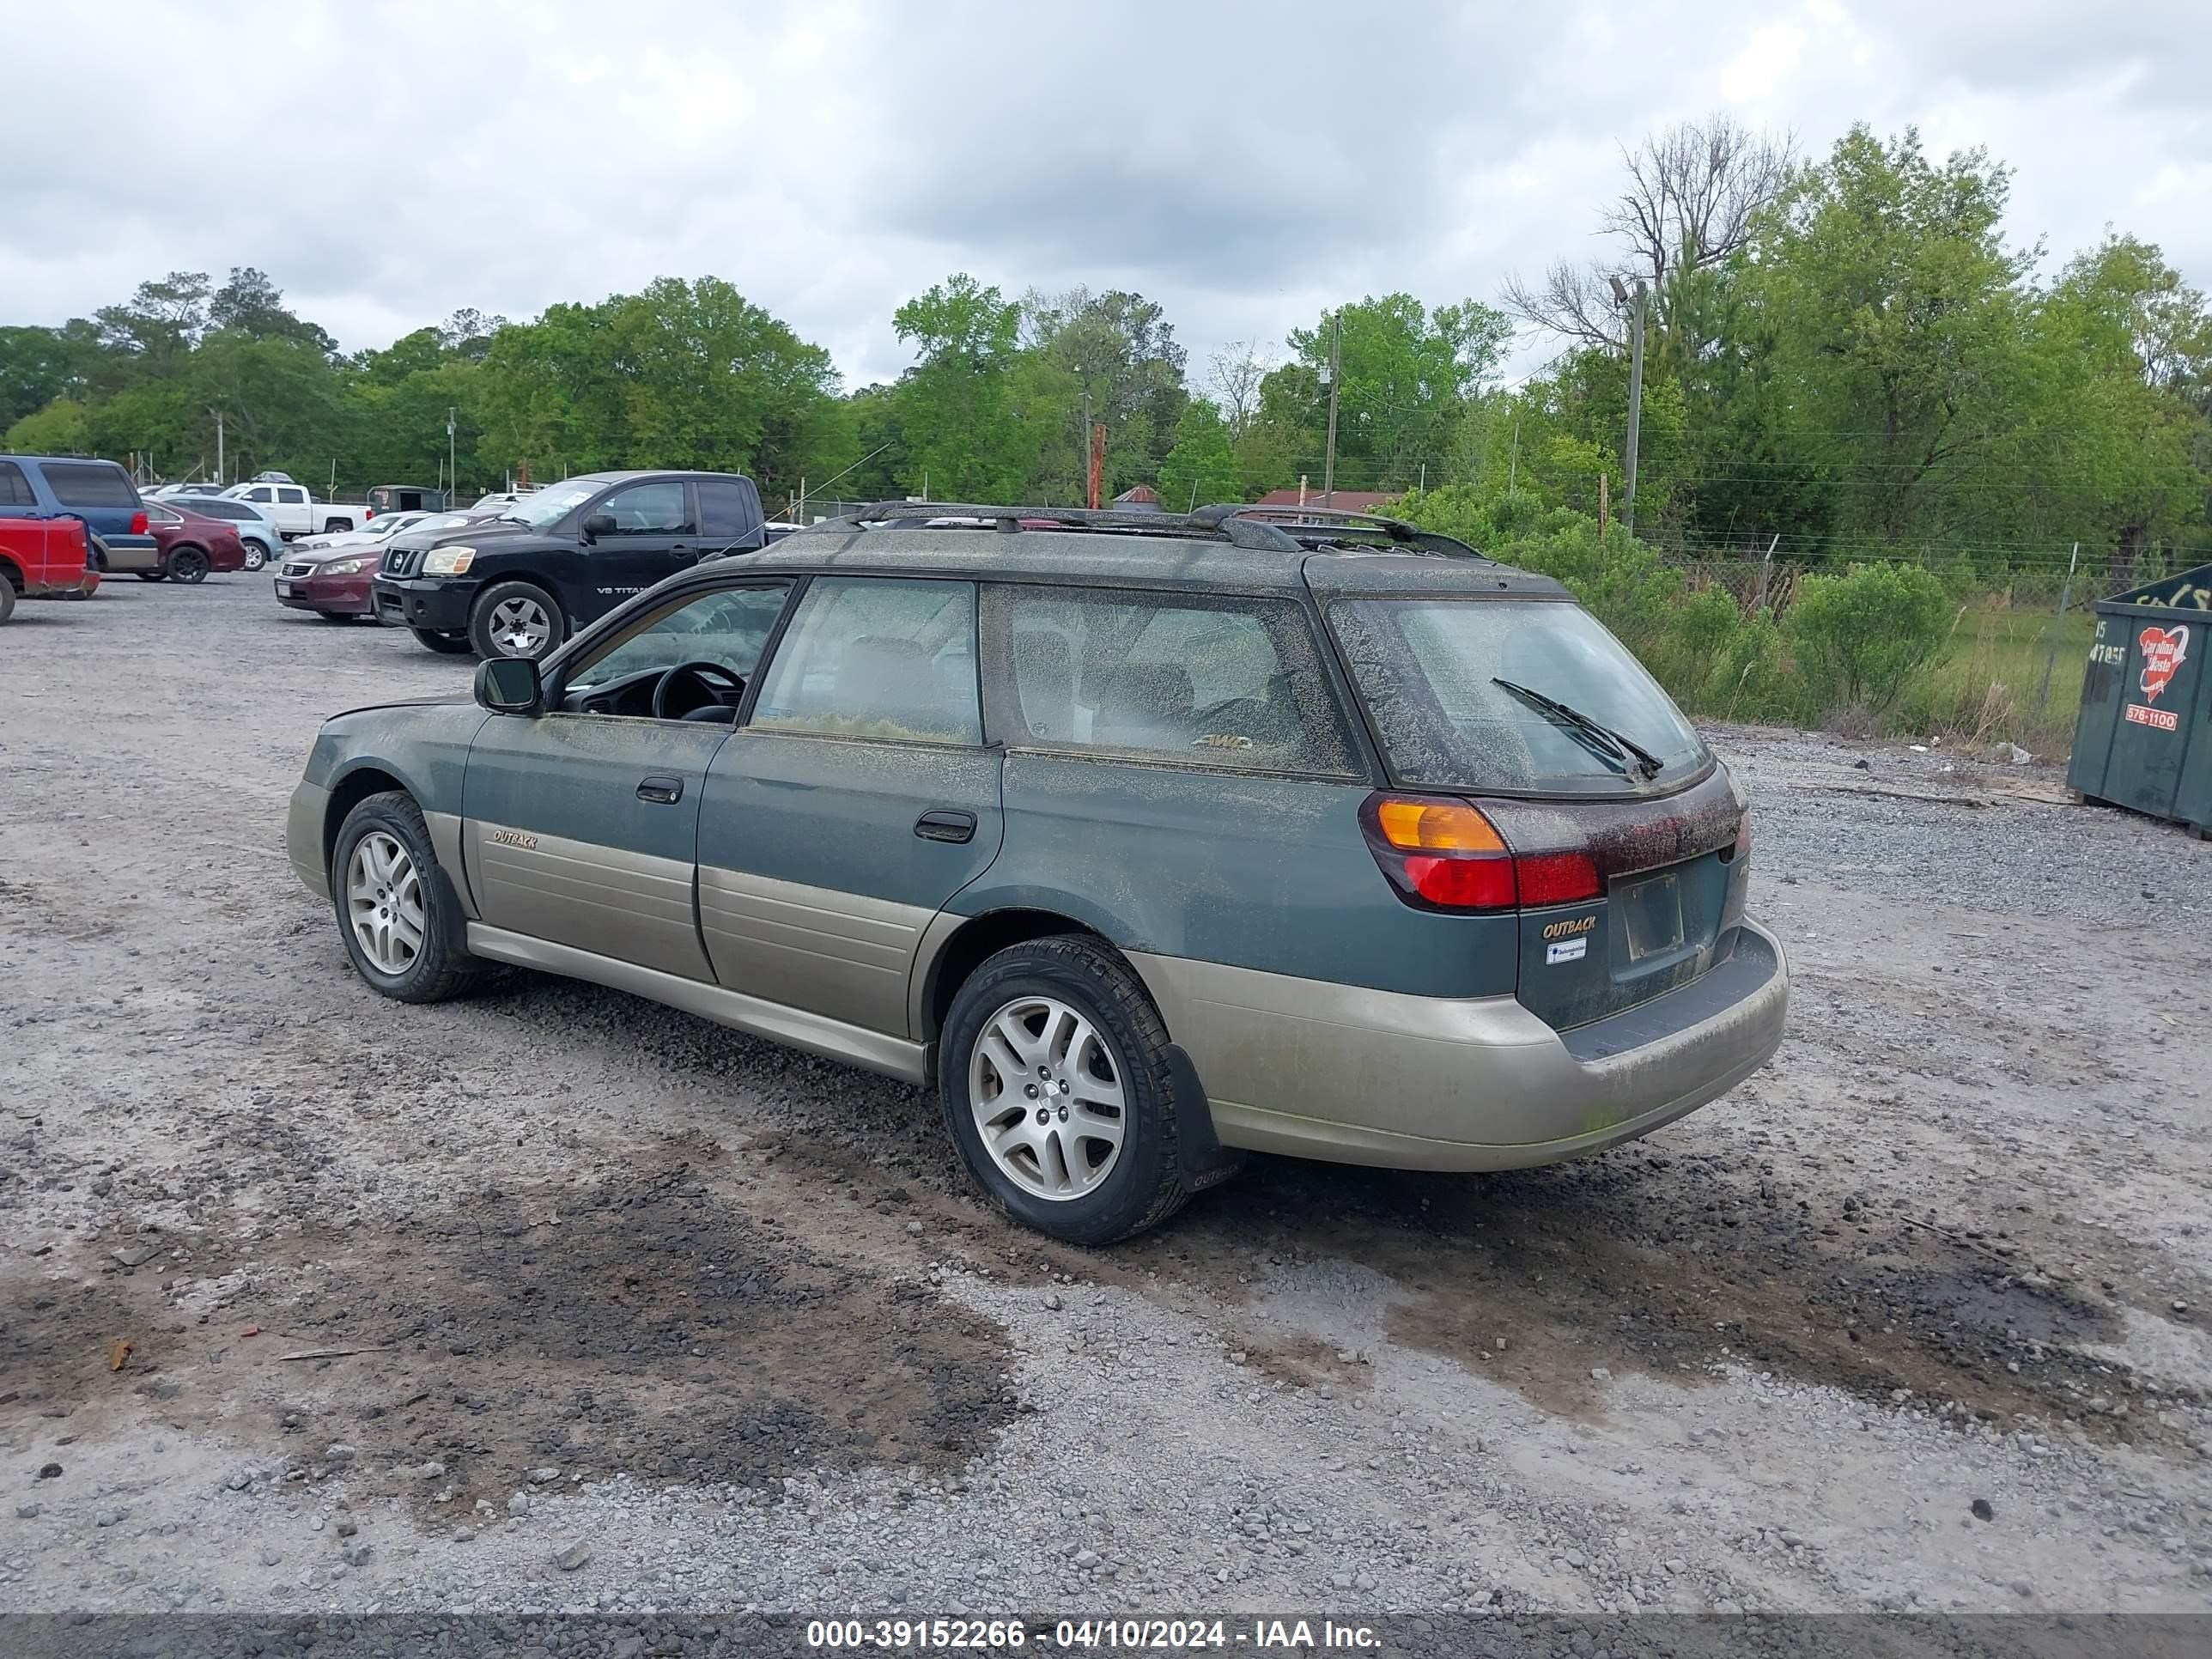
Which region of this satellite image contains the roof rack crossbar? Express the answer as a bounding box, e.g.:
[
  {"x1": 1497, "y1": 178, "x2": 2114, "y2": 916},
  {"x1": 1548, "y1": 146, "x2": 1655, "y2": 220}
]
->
[{"x1": 827, "y1": 500, "x2": 1482, "y2": 560}]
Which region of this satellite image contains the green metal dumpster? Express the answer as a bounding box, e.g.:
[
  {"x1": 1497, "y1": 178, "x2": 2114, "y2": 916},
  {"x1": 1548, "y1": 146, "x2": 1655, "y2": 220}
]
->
[{"x1": 2067, "y1": 562, "x2": 2212, "y2": 839}]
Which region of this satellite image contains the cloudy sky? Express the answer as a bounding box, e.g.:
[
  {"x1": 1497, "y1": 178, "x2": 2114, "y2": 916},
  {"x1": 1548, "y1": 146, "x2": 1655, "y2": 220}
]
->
[{"x1": 5, "y1": 0, "x2": 2205, "y2": 388}]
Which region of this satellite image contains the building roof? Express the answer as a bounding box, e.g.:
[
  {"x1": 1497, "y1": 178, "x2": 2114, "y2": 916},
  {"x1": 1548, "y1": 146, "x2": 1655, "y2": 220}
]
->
[
  {"x1": 1111, "y1": 484, "x2": 1162, "y2": 508},
  {"x1": 1250, "y1": 489, "x2": 1402, "y2": 512}
]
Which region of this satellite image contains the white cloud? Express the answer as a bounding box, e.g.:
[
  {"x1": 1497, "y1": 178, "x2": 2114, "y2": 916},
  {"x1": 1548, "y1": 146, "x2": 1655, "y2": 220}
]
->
[{"x1": 0, "y1": 0, "x2": 2203, "y2": 391}]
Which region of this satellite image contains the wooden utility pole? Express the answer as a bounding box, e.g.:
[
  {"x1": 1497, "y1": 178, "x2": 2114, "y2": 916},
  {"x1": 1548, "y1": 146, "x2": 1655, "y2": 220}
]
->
[
  {"x1": 1622, "y1": 279, "x2": 1647, "y2": 532},
  {"x1": 1321, "y1": 311, "x2": 1342, "y2": 507},
  {"x1": 1599, "y1": 471, "x2": 1609, "y2": 534},
  {"x1": 1087, "y1": 422, "x2": 1105, "y2": 510}
]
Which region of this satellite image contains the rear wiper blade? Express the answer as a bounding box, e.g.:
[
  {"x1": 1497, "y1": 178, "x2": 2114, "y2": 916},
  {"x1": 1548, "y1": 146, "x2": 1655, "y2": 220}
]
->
[{"x1": 1492, "y1": 678, "x2": 1664, "y2": 779}]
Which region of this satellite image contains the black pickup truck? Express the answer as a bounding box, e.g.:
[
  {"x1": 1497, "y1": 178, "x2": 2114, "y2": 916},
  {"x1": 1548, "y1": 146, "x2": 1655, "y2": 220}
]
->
[{"x1": 372, "y1": 470, "x2": 769, "y2": 659}]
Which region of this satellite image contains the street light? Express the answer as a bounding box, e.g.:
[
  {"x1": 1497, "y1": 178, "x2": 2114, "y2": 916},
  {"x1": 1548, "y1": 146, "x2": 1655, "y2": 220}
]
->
[{"x1": 1613, "y1": 276, "x2": 1647, "y2": 534}]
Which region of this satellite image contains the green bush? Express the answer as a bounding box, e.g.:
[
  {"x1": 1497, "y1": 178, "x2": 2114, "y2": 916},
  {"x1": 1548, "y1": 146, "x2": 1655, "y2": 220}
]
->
[
  {"x1": 1702, "y1": 612, "x2": 1815, "y2": 725},
  {"x1": 1787, "y1": 562, "x2": 1954, "y2": 711}
]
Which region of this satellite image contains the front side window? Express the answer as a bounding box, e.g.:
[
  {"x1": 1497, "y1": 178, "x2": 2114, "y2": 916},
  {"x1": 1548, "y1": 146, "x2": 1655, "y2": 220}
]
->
[
  {"x1": 45, "y1": 462, "x2": 140, "y2": 510},
  {"x1": 242, "y1": 486, "x2": 273, "y2": 502},
  {"x1": 992, "y1": 586, "x2": 1358, "y2": 775},
  {"x1": 568, "y1": 582, "x2": 793, "y2": 694},
  {"x1": 751, "y1": 579, "x2": 981, "y2": 745},
  {"x1": 1330, "y1": 598, "x2": 1708, "y2": 795},
  {"x1": 592, "y1": 482, "x2": 694, "y2": 535}
]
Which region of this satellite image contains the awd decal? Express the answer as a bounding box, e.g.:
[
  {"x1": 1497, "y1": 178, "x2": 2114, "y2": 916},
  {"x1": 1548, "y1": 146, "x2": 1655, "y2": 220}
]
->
[{"x1": 489, "y1": 827, "x2": 539, "y2": 851}]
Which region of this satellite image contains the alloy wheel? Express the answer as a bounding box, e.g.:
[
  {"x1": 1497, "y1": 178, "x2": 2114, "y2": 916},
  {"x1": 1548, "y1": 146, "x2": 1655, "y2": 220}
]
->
[
  {"x1": 488, "y1": 595, "x2": 552, "y2": 656},
  {"x1": 968, "y1": 994, "x2": 1127, "y2": 1201},
  {"x1": 344, "y1": 830, "x2": 426, "y2": 976}
]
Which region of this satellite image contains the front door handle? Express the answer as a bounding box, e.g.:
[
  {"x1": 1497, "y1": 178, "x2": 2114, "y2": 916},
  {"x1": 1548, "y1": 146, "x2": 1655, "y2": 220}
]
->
[
  {"x1": 637, "y1": 775, "x2": 684, "y2": 805},
  {"x1": 915, "y1": 809, "x2": 976, "y2": 844}
]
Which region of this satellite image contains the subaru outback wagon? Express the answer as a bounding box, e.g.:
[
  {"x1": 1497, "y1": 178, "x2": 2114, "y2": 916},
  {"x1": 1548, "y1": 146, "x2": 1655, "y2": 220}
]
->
[{"x1": 286, "y1": 503, "x2": 1788, "y2": 1243}]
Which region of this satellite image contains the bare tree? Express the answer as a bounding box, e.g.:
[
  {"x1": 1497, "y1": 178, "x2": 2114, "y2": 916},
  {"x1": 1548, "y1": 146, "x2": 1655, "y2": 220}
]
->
[
  {"x1": 1504, "y1": 114, "x2": 1795, "y2": 348},
  {"x1": 1206, "y1": 338, "x2": 1273, "y2": 437}
]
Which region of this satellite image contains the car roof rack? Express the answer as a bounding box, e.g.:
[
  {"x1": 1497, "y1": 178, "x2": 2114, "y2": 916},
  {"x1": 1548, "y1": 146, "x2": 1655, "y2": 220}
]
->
[{"x1": 833, "y1": 501, "x2": 1486, "y2": 560}]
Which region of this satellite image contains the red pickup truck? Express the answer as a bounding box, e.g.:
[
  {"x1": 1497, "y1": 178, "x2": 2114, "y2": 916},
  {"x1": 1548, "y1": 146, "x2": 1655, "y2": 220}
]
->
[{"x1": 0, "y1": 514, "x2": 99, "y2": 623}]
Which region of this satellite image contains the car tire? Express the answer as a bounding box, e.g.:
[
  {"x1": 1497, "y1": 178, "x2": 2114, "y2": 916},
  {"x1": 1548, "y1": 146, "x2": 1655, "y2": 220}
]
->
[
  {"x1": 87, "y1": 533, "x2": 109, "y2": 574},
  {"x1": 330, "y1": 791, "x2": 489, "y2": 1003},
  {"x1": 167, "y1": 547, "x2": 210, "y2": 585},
  {"x1": 469, "y1": 580, "x2": 565, "y2": 660},
  {"x1": 410, "y1": 626, "x2": 473, "y2": 654},
  {"x1": 0, "y1": 580, "x2": 15, "y2": 624},
  {"x1": 242, "y1": 541, "x2": 270, "y2": 571},
  {"x1": 318, "y1": 611, "x2": 359, "y2": 624},
  {"x1": 137, "y1": 571, "x2": 167, "y2": 583},
  {"x1": 325, "y1": 519, "x2": 354, "y2": 534},
  {"x1": 939, "y1": 935, "x2": 1206, "y2": 1244}
]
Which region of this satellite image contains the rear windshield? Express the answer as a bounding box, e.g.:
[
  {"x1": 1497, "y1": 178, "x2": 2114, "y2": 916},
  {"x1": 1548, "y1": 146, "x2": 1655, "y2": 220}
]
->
[
  {"x1": 44, "y1": 461, "x2": 140, "y2": 510},
  {"x1": 1329, "y1": 598, "x2": 1708, "y2": 795}
]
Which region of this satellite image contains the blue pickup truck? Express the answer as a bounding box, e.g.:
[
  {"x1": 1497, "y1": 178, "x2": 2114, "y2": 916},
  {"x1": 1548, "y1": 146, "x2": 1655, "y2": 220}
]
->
[{"x1": 0, "y1": 454, "x2": 157, "y2": 573}]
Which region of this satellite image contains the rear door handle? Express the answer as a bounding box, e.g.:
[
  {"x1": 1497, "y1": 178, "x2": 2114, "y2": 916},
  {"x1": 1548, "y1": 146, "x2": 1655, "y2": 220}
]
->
[
  {"x1": 637, "y1": 776, "x2": 684, "y2": 805},
  {"x1": 915, "y1": 809, "x2": 976, "y2": 843}
]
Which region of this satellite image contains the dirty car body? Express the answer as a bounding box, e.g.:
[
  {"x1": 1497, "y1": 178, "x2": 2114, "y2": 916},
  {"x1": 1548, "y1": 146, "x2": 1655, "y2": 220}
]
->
[{"x1": 286, "y1": 502, "x2": 1788, "y2": 1243}]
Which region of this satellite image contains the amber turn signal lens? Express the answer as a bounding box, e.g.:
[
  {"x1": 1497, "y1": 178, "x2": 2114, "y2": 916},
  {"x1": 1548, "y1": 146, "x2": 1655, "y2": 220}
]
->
[{"x1": 1373, "y1": 798, "x2": 1507, "y2": 854}]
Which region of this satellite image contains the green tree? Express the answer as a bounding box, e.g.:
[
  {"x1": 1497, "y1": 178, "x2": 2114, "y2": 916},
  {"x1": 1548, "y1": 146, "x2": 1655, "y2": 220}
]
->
[
  {"x1": 890, "y1": 273, "x2": 1030, "y2": 501},
  {"x1": 208, "y1": 267, "x2": 337, "y2": 355},
  {"x1": 1156, "y1": 398, "x2": 1240, "y2": 510},
  {"x1": 1747, "y1": 125, "x2": 2039, "y2": 547},
  {"x1": 0, "y1": 325, "x2": 94, "y2": 429},
  {"x1": 1020, "y1": 288, "x2": 1188, "y2": 497},
  {"x1": 4, "y1": 397, "x2": 88, "y2": 454},
  {"x1": 1252, "y1": 294, "x2": 1512, "y2": 492}
]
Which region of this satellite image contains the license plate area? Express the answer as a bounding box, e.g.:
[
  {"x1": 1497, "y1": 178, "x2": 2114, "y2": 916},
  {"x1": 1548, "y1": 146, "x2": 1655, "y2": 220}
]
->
[
  {"x1": 1619, "y1": 871, "x2": 1684, "y2": 962},
  {"x1": 274, "y1": 580, "x2": 293, "y2": 595}
]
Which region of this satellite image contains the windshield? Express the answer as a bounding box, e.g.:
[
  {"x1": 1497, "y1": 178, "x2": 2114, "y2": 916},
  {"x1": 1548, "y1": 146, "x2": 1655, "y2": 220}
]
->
[
  {"x1": 1330, "y1": 598, "x2": 1708, "y2": 796},
  {"x1": 495, "y1": 483, "x2": 592, "y2": 528}
]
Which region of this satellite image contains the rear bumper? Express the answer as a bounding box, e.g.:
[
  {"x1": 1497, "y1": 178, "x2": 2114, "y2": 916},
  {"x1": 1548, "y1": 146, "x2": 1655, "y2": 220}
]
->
[
  {"x1": 20, "y1": 567, "x2": 102, "y2": 599},
  {"x1": 1130, "y1": 919, "x2": 1789, "y2": 1172},
  {"x1": 372, "y1": 576, "x2": 473, "y2": 632}
]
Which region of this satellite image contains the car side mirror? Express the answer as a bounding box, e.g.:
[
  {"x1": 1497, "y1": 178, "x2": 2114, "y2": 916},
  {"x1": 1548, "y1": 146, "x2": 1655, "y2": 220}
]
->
[
  {"x1": 582, "y1": 513, "x2": 616, "y2": 540},
  {"x1": 474, "y1": 656, "x2": 541, "y2": 714}
]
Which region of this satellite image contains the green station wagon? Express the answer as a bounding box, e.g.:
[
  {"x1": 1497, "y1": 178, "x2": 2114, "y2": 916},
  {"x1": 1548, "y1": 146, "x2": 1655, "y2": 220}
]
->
[{"x1": 286, "y1": 504, "x2": 1788, "y2": 1242}]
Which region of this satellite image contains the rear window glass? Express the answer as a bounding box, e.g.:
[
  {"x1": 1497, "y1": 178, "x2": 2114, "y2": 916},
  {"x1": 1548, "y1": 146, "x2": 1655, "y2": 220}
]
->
[
  {"x1": 0, "y1": 461, "x2": 33, "y2": 506},
  {"x1": 44, "y1": 462, "x2": 139, "y2": 510},
  {"x1": 993, "y1": 587, "x2": 1358, "y2": 776},
  {"x1": 1330, "y1": 599, "x2": 1708, "y2": 795}
]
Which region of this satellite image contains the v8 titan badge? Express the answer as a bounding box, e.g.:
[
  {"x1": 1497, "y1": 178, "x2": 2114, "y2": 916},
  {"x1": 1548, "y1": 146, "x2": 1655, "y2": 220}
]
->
[{"x1": 2140, "y1": 624, "x2": 2190, "y2": 702}]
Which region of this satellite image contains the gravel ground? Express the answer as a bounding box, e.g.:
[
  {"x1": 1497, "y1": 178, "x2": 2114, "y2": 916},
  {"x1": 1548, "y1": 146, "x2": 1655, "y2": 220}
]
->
[{"x1": 2, "y1": 576, "x2": 2209, "y2": 1619}]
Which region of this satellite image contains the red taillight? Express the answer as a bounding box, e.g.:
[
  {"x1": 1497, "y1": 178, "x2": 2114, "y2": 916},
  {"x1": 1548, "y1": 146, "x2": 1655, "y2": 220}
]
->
[
  {"x1": 1405, "y1": 854, "x2": 1518, "y2": 909},
  {"x1": 1362, "y1": 793, "x2": 1602, "y2": 913},
  {"x1": 130, "y1": 509, "x2": 149, "y2": 534},
  {"x1": 1516, "y1": 851, "x2": 1601, "y2": 905}
]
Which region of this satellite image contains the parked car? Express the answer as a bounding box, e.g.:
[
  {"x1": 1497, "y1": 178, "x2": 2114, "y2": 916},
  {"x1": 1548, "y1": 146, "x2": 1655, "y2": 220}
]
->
[
  {"x1": 219, "y1": 480, "x2": 360, "y2": 539},
  {"x1": 287, "y1": 511, "x2": 435, "y2": 560},
  {"x1": 469, "y1": 488, "x2": 542, "y2": 513},
  {"x1": 140, "y1": 501, "x2": 249, "y2": 582},
  {"x1": 153, "y1": 482, "x2": 231, "y2": 501},
  {"x1": 0, "y1": 508, "x2": 97, "y2": 622},
  {"x1": 274, "y1": 512, "x2": 457, "y2": 623},
  {"x1": 372, "y1": 470, "x2": 769, "y2": 659},
  {"x1": 152, "y1": 494, "x2": 282, "y2": 568},
  {"x1": 0, "y1": 453, "x2": 157, "y2": 573},
  {"x1": 365, "y1": 483, "x2": 447, "y2": 520},
  {"x1": 289, "y1": 501, "x2": 1790, "y2": 1244}
]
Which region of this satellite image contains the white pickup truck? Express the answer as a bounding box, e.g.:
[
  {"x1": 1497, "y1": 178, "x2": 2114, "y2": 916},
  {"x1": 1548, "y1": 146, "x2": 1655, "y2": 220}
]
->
[{"x1": 218, "y1": 480, "x2": 362, "y2": 540}]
